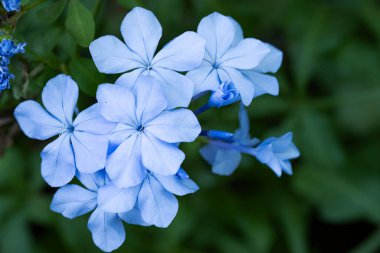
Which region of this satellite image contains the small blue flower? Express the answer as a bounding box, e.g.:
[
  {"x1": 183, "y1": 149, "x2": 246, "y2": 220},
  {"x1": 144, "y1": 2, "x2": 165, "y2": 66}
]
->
[
  {"x1": 255, "y1": 132, "x2": 300, "y2": 176},
  {"x1": 14, "y1": 75, "x2": 115, "y2": 187},
  {"x1": 1, "y1": 0, "x2": 20, "y2": 12},
  {"x1": 89, "y1": 7, "x2": 206, "y2": 109},
  {"x1": 50, "y1": 170, "x2": 127, "y2": 252},
  {"x1": 96, "y1": 76, "x2": 201, "y2": 188},
  {"x1": 208, "y1": 81, "x2": 240, "y2": 108},
  {"x1": 187, "y1": 12, "x2": 282, "y2": 105},
  {"x1": 0, "y1": 39, "x2": 26, "y2": 63},
  {"x1": 0, "y1": 65, "x2": 13, "y2": 92}
]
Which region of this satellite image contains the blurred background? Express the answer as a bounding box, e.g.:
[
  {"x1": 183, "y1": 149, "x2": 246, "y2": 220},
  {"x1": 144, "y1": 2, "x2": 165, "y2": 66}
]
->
[{"x1": 1, "y1": 0, "x2": 380, "y2": 252}]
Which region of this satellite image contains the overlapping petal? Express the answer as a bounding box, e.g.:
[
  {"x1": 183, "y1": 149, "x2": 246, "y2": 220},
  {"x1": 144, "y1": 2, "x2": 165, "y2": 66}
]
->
[
  {"x1": 98, "y1": 184, "x2": 140, "y2": 213},
  {"x1": 242, "y1": 71, "x2": 279, "y2": 98},
  {"x1": 154, "y1": 171, "x2": 199, "y2": 196},
  {"x1": 186, "y1": 63, "x2": 219, "y2": 94}
]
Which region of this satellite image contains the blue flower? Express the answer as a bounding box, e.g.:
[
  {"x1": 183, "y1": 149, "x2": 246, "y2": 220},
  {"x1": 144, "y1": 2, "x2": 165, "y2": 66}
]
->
[
  {"x1": 51, "y1": 170, "x2": 127, "y2": 252},
  {"x1": 0, "y1": 65, "x2": 13, "y2": 92},
  {"x1": 187, "y1": 12, "x2": 282, "y2": 106},
  {"x1": 89, "y1": 7, "x2": 206, "y2": 109},
  {"x1": 208, "y1": 81, "x2": 240, "y2": 108},
  {"x1": 200, "y1": 105, "x2": 299, "y2": 176},
  {"x1": 99, "y1": 168, "x2": 199, "y2": 228},
  {"x1": 1, "y1": 0, "x2": 20, "y2": 12},
  {"x1": 96, "y1": 76, "x2": 201, "y2": 188},
  {"x1": 14, "y1": 75, "x2": 115, "y2": 187},
  {"x1": 0, "y1": 39, "x2": 26, "y2": 64},
  {"x1": 255, "y1": 132, "x2": 300, "y2": 176}
]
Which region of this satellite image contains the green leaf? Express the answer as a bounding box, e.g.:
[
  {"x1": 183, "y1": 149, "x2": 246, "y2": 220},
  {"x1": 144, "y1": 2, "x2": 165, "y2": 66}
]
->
[
  {"x1": 117, "y1": 0, "x2": 143, "y2": 9},
  {"x1": 65, "y1": 0, "x2": 95, "y2": 47},
  {"x1": 0, "y1": 214, "x2": 32, "y2": 253},
  {"x1": 37, "y1": 0, "x2": 67, "y2": 24},
  {"x1": 68, "y1": 57, "x2": 106, "y2": 96}
]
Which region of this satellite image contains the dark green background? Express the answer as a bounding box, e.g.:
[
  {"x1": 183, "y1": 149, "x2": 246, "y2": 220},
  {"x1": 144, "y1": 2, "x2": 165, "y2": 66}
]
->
[{"x1": 1, "y1": 0, "x2": 380, "y2": 252}]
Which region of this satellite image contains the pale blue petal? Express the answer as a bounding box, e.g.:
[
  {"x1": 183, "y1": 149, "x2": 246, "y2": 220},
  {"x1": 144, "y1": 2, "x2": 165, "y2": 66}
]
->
[
  {"x1": 228, "y1": 17, "x2": 244, "y2": 46},
  {"x1": 186, "y1": 63, "x2": 219, "y2": 95},
  {"x1": 106, "y1": 134, "x2": 146, "y2": 188},
  {"x1": 138, "y1": 176, "x2": 178, "y2": 228},
  {"x1": 42, "y1": 74, "x2": 78, "y2": 126},
  {"x1": 73, "y1": 104, "x2": 116, "y2": 134},
  {"x1": 89, "y1": 35, "x2": 143, "y2": 74},
  {"x1": 197, "y1": 12, "x2": 235, "y2": 62},
  {"x1": 88, "y1": 208, "x2": 125, "y2": 252},
  {"x1": 71, "y1": 132, "x2": 109, "y2": 174},
  {"x1": 145, "y1": 109, "x2": 201, "y2": 143},
  {"x1": 151, "y1": 68, "x2": 193, "y2": 109},
  {"x1": 120, "y1": 7, "x2": 162, "y2": 64},
  {"x1": 220, "y1": 38, "x2": 270, "y2": 69},
  {"x1": 108, "y1": 123, "x2": 136, "y2": 148},
  {"x1": 280, "y1": 160, "x2": 293, "y2": 175},
  {"x1": 119, "y1": 207, "x2": 150, "y2": 226},
  {"x1": 212, "y1": 149, "x2": 241, "y2": 176},
  {"x1": 41, "y1": 134, "x2": 76, "y2": 187},
  {"x1": 266, "y1": 156, "x2": 283, "y2": 176},
  {"x1": 154, "y1": 171, "x2": 199, "y2": 196},
  {"x1": 234, "y1": 103, "x2": 250, "y2": 141},
  {"x1": 141, "y1": 132, "x2": 185, "y2": 176},
  {"x1": 14, "y1": 100, "x2": 62, "y2": 140},
  {"x1": 199, "y1": 144, "x2": 218, "y2": 165},
  {"x1": 76, "y1": 170, "x2": 107, "y2": 191},
  {"x1": 98, "y1": 184, "x2": 140, "y2": 213},
  {"x1": 219, "y1": 67, "x2": 254, "y2": 106},
  {"x1": 152, "y1": 31, "x2": 205, "y2": 71},
  {"x1": 132, "y1": 76, "x2": 167, "y2": 124},
  {"x1": 96, "y1": 84, "x2": 138, "y2": 125},
  {"x1": 114, "y1": 68, "x2": 146, "y2": 90},
  {"x1": 254, "y1": 44, "x2": 283, "y2": 73},
  {"x1": 50, "y1": 184, "x2": 97, "y2": 219},
  {"x1": 243, "y1": 71, "x2": 279, "y2": 97}
]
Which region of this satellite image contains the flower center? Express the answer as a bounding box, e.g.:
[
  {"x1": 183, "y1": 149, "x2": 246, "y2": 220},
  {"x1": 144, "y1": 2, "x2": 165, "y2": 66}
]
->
[{"x1": 137, "y1": 125, "x2": 145, "y2": 132}]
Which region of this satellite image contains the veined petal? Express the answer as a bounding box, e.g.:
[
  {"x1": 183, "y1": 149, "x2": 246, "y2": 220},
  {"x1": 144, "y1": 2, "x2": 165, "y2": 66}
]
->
[
  {"x1": 242, "y1": 71, "x2": 279, "y2": 97},
  {"x1": 145, "y1": 109, "x2": 201, "y2": 143},
  {"x1": 220, "y1": 38, "x2": 270, "y2": 69},
  {"x1": 88, "y1": 208, "x2": 125, "y2": 252},
  {"x1": 151, "y1": 68, "x2": 193, "y2": 109},
  {"x1": 132, "y1": 76, "x2": 167, "y2": 124},
  {"x1": 76, "y1": 170, "x2": 107, "y2": 192},
  {"x1": 106, "y1": 134, "x2": 146, "y2": 188},
  {"x1": 152, "y1": 31, "x2": 206, "y2": 71},
  {"x1": 119, "y1": 207, "x2": 151, "y2": 226},
  {"x1": 71, "y1": 131, "x2": 109, "y2": 174},
  {"x1": 219, "y1": 67, "x2": 254, "y2": 106},
  {"x1": 197, "y1": 12, "x2": 235, "y2": 62},
  {"x1": 186, "y1": 63, "x2": 219, "y2": 95},
  {"x1": 115, "y1": 68, "x2": 147, "y2": 90},
  {"x1": 41, "y1": 134, "x2": 76, "y2": 187},
  {"x1": 108, "y1": 123, "x2": 137, "y2": 148},
  {"x1": 73, "y1": 104, "x2": 116, "y2": 134},
  {"x1": 138, "y1": 176, "x2": 178, "y2": 228},
  {"x1": 90, "y1": 35, "x2": 143, "y2": 74},
  {"x1": 50, "y1": 184, "x2": 97, "y2": 219},
  {"x1": 120, "y1": 7, "x2": 162, "y2": 64},
  {"x1": 14, "y1": 100, "x2": 63, "y2": 140},
  {"x1": 228, "y1": 17, "x2": 244, "y2": 46},
  {"x1": 96, "y1": 84, "x2": 138, "y2": 125},
  {"x1": 42, "y1": 74, "x2": 78, "y2": 126},
  {"x1": 141, "y1": 132, "x2": 185, "y2": 176},
  {"x1": 98, "y1": 184, "x2": 140, "y2": 213},
  {"x1": 254, "y1": 44, "x2": 283, "y2": 73},
  {"x1": 154, "y1": 171, "x2": 199, "y2": 196}
]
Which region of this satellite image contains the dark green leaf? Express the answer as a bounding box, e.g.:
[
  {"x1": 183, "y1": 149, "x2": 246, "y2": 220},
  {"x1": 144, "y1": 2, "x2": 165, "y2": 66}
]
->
[{"x1": 37, "y1": 0, "x2": 67, "y2": 24}]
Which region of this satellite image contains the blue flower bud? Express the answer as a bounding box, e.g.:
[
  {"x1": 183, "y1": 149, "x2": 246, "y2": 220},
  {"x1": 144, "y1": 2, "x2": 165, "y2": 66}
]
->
[
  {"x1": 1, "y1": 0, "x2": 21, "y2": 12},
  {"x1": 208, "y1": 81, "x2": 240, "y2": 108},
  {"x1": 200, "y1": 130, "x2": 235, "y2": 142}
]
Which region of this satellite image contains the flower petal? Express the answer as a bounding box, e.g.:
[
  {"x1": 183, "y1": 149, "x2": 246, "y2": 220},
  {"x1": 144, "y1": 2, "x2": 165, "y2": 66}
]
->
[
  {"x1": 106, "y1": 134, "x2": 146, "y2": 188},
  {"x1": 186, "y1": 63, "x2": 219, "y2": 95},
  {"x1": 76, "y1": 170, "x2": 107, "y2": 191},
  {"x1": 119, "y1": 207, "x2": 150, "y2": 226},
  {"x1": 73, "y1": 104, "x2": 116, "y2": 134},
  {"x1": 154, "y1": 171, "x2": 199, "y2": 196},
  {"x1": 50, "y1": 184, "x2": 97, "y2": 219},
  {"x1": 71, "y1": 132, "x2": 109, "y2": 174},
  {"x1": 89, "y1": 35, "x2": 143, "y2": 74},
  {"x1": 145, "y1": 109, "x2": 201, "y2": 143},
  {"x1": 200, "y1": 144, "x2": 241, "y2": 176},
  {"x1": 42, "y1": 74, "x2": 78, "y2": 126},
  {"x1": 132, "y1": 76, "x2": 167, "y2": 124},
  {"x1": 41, "y1": 134, "x2": 76, "y2": 187},
  {"x1": 152, "y1": 31, "x2": 206, "y2": 71},
  {"x1": 88, "y1": 208, "x2": 125, "y2": 252},
  {"x1": 141, "y1": 132, "x2": 185, "y2": 176},
  {"x1": 228, "y1": 17, "x2": 244, "y2": 46},
  {"x1": 151, "y1": 68, "x2": 193, "y2": 109},
  {"x1": 14, "y1": 100, "x2": 62, "y2": 140},
  {"x1": 115, "y1": 68, "x2": 146, "y2": 90},
  {"x1": 197, "y1": 12, "x2": 235, "y2": 62},
  {"x1": 254, "y1": 44, "x2": 283, "y2": 73},
  {"x1": 220, "y1": 38, "x2": 270, "y2": 69},
  {"x1": 120, "y1": 7, "x2": 162, "y2": 64},
  {"x1": 242, "y1": 71, "x2": 279, "y2": 98},
  {"x1": 138, "y1": 176, "x2": 178, "y2": 228},
  {"x1": 98, "y1": 184, "x2": 140, "y2": 213},
  {"x1": 96, "y1": 84, "x2": 138, "y2": 125},
  {"x1": 108, "y1": 123, "x2": 137, "y2": 148}
]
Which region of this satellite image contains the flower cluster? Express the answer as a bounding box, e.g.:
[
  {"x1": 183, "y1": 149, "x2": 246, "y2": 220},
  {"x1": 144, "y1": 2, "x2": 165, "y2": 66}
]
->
[
  {"x1": 0, "y1": 39, "x2": 26, "y2": 92},
  {"x1": 14, "y1": 7, "x2": 300, "y2": 252},
  {"x1": 1, "y1": 0, "x2": 20, "y2": 12}
]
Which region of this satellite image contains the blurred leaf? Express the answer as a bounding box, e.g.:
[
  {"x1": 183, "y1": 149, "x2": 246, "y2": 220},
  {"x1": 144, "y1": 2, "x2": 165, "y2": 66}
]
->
[
  {"x1": 37, "y1": 0, "x2": 68, "y2": 24},
  {"x1": 65, "y1": 0, "x2": 95, "y2": 47},
  {"x1": 117, "y1": 0, "x2": 143, "y2": 9},
  {"x1": 0, "y1": 214, "x2": 32, "y2": 253}
]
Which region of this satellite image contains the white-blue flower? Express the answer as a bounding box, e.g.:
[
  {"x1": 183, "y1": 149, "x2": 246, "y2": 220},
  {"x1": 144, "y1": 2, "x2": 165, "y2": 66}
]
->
[
  {"x1": 96, "y1": 76, "x2": 201, "y2": 188},
  {"x1": 89, "y1": 7, "x2": 206, "y2": 109},
  {"x1": 187, "y1": 12, "x2": 283, "y2": 105},
  {"x1": 14, "y1": 75, "x2": 115, "y2": 187}
]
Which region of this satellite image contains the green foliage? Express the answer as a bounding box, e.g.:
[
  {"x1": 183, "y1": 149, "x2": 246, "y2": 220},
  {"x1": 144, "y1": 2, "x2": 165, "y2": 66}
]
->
[{"x1": 1, "y1": 0, "x2": 380, "y2": 252}]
